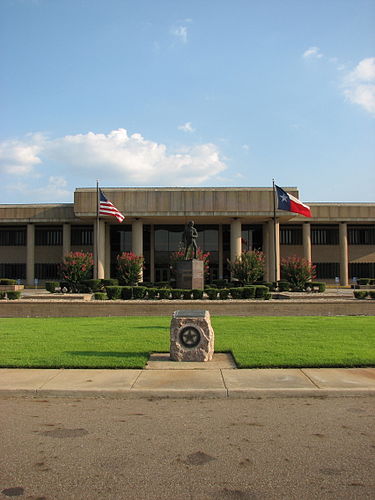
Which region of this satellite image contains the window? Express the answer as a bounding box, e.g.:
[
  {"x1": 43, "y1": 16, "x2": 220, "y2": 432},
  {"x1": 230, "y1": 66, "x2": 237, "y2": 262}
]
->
[
  {"x1": 0, "y1": 263, "x2": 26, "y2": 279},
  {"x1": 35, "y1": 263, "x2": 60, "y2": 280},
  {"x1": 314, "y1": 262, "x2": 340, "y2": 279},
  {"x1": 349, "y1": 262, "x2": 375, "y2": 279},
  {"x1": 311, "y1": 225, "x2": 339, "y2": 245},
  {"x1": 280, "y1": 225, "x2": 302, "y2": 245},
  {"x1": 71, "y1": 225, "x2": 93, "y2": 246},
  {"x1": 0, "y1": 226, "x2": 26, "y2": 246},
  {"x1": 241, "y1": 225, "x2": 263, "y2": 251},
  {"x1": 348, "y1": 225, "x2": 375, "y2": 245},
  {"x1": 35, "y1": 226, "x2": 62, "y2": 246}
]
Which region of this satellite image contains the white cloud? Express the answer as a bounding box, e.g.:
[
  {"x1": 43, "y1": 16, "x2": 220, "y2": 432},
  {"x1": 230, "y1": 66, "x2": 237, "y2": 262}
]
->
[
  {"x1": 343, "y1": 58, "x2": 375, "y2": 115},
  {"x1": 178, "y1": 122, "x2": 195, "y2": 133},
  {"x1": 303, "y1": 46, "x2": 323, "y2": 59},
  {"x1": 0, "y1": 134, "x2": 44, "y2": 174},
  {"x1": 171, "y1": 25, "x2": 188, "y2": 43},
  {"x1": 7, "y1": 176, "x2": 70, "y2": 202},
  {"x1": 241, "y1": 144, "x2": 250, "y2": 151},
  {"x1": 0, "y1": 128, "x2": 227, "y2": 187}
]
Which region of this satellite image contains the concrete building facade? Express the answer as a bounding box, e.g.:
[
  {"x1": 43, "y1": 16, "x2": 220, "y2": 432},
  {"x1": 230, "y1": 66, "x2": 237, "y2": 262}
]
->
[{"x1": 0, "y1": 187, "x2": 374, "y2": 286}]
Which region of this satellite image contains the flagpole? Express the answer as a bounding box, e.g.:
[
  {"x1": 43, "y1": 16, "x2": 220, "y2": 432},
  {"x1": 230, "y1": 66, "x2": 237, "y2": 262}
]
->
[
  {"x1": 272, "y1": 179, "x2": 277, "y2": 283},
  {"x1": 96, "y1": 179, "x2": 100, "y2": 280}
]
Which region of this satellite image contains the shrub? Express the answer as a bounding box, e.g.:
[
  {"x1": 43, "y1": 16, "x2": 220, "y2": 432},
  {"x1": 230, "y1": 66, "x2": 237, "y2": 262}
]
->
[
  {"x1": 358, "y1": 278, "x2": 370, "y2": 285},
  {"x1": 243, "y1": 286, "x2": 256, "y2": 299},
  {"x1": 121, "y1": 286, "x2": 133, "y2": 300},
  {"x1": 59, "y1": 281, "x2": 71, "y2": 293},
  {"x1": 0, "y1": 291, "x2": 6, "y2": 299},
  {"x1": 132, "y1": 286, "x2": 146, "y2": 299},
  {"x1": 155, "y1": 282, "x2": 170, "y2": 288},
  {"x1": 60, "y1": 251, "x2": 94, "y2": 293},
  {"x1": 219, "y1": 288, "x2": 230, "y2": 300},
  {"x1": 94, "y1": 292, "x2": 107, "y2": 300},
  {"x1": 206, "y1": 288, "x2": 219, "y2": 300},
  {"x1": 147, "y1": 288, "x2": 158, "y2": 300},
  {"x1": 45, "y1": 281, "x2": 59, "y2": 293},
  {"x1": 0, "y1": 279, "x2": 17, "y2": 285},
  {"x1": 230, "y1": 287, "x2": 244, "y2": 299},
  {"x1": 278, "y1": 280, "x2": 291, "y2": 292},
  {"x1": 368, "y1": 291, "x2": 375, "y2": 299},
  {"x1": 281, "y1": 256, "x2": 316, "y2": 290},
  {"x1": 170, "y1": 289, "x2": 183, "y2": 300},
  {"x1": 307, "y1": 281, "x2": 326, "y2": 293},
  {"x1": 7, "y1": 291, "x2": 21, "y2": 300},
  {"x1": 264, "y1": 292, "x2": 272, "y2": 300},
  {"x1": 212, "y1": 279, "x2": 228, "y2": 289},
  {"x1": 192, "y1": 289, "x2": 204, "y2": 300},
  {"x1": 158, "y1": 288, "x2": 170, "y2": 299},
  {"x1": 105, "y1": 286, "x2": 122, "y2": 300},
  {"x1": 354, "y1": 290, "x2": 368, "y2": 299},
  {"x1": 228, "y1": 250, "x2": 265, "y2": 284},
  {"x1": 255, "y1": 285, "x2": 269, "y2": 299},
  {"x1": 82, "y1": 279, "x2": 102, "y2": 292},
  {"x1": 182, "y1": 290, "x2": 192, "y2": 300},
  {"x1": 101, "y1": 278, "x2": 119, "y2": 287},
  {"x1": 117, "y1": 252, "x2": 144, "y2": 286}
]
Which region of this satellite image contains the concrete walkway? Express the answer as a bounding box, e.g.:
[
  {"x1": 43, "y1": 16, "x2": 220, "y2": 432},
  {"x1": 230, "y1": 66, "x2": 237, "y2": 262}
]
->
[{"x1": 0, "y1": 354, "x2": 374, "y2": 399}]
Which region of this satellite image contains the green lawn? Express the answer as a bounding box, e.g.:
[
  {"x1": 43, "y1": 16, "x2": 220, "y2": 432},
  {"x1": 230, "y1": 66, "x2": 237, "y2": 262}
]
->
[{"x1": 0, "y1": 316, "x2": 374, "y2": 369}]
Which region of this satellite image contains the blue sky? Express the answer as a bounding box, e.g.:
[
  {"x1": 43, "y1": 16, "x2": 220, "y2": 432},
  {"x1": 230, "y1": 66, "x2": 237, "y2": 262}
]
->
[{"x1": 1, "y1": 0, "x2": 374, "y2": 204}]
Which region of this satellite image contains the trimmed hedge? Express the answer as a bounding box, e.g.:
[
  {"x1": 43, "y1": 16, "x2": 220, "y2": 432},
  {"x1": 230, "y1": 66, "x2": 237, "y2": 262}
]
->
[
  {"x1": 192, "y1": 289, "x2": 204, "y2": 300},
  {"x1": 0, "y1": 291, "x2": 6, "y2": 300},
  {"x1": 158, "y1": 289, "x2": 170, "y2": 299},
  {"x1": 132, "y1": 286, "x2": 147, "y2": 300},
  {"x1": 229, "y1": 287, "x2": 243, "y2": 299},
  {"x1": 105, "y1": 286, "x2": 122, "y2": 300},
  {"x1": 369, "y1": 291, "x2": 375, "y2": 299},
  {"x1": 206, "y1": 288, "x2": 219, "y2": 300},
  {"x1": 278, "y1": 281, "x2": 290, "y2": 292},
  {"x1": 147, "y1": 288, "x2": 159, "y2": 299},
  {"x1": 354, "y1": 290, "x2": 368, "y2": 299},
  {"x1": 0, "y1": 279, "x2": 17, "y2": 285},
  {"x1": 170, "y1": 289, "x2": 183, "y2": 300},
  {"x1": 94, "y1": 292, "x2": 107, "y2": 300},
  {"x1": 121, "y1": 286, "x2": 133, "y2": 300},
  {"x1": 255, "y1": 285, "x2": 269, "y2": 299},
  {"x1": 82, "y1": 279, "x2": 102, "y2": 292},
  {"x1": 7, "y1": 291, "x2": 21, "y2": 300},
  {"x1": 219, "y1": 289, "x2": 230, "y2": 300},
  {"x1": 101, "y1": 278, "x2": 119, "y2": 287},
  {"x1": 182, "y1": 290, "x2": 192, "y2": 300},
  {"x1": 45, "y1": 281, "x2": 59, "y2": 293},
  {"x1": 243, "y1": 286, "x2": 256, "y2": 299}
]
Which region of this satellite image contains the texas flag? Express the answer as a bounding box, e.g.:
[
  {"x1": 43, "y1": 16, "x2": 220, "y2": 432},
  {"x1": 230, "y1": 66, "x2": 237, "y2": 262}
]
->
[{"x1": 275, "y1": 185, "x2": 312, "y2": 218}]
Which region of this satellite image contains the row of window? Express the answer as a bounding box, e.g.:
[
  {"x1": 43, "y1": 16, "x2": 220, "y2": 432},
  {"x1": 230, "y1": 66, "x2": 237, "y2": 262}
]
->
[{"x1": 1, "y1": 224, "x2": 375, "y2": 247}]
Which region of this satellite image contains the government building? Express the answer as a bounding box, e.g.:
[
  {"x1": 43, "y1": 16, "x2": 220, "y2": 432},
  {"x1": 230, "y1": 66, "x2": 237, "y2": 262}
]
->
[{"x1": 0, "y1": 186, "x2": 374, "y2": 286}]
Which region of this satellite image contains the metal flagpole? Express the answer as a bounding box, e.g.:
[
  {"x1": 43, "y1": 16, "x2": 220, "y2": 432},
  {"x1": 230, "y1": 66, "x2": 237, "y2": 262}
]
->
[
  {"x1": 96, "y1": 180, "x2": 100, "y2": 280},
  {"x1": 272, "y1": 179, "x2": 277, "y2": 282}
]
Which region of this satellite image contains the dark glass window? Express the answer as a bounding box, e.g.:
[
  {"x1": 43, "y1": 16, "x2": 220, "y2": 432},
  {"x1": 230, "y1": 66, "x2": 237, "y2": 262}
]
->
[
  {"x1": 0, "y1": 263, "x2": 26, "y2": 279},
  {"x1": 314, "y1": 262, "x2": 340, "y2": 279},
  {"x1": 71, "y1": 225, "x2": 93, "y2": 246},
  {"x1": 35, "y1": 226, "x2": 62, "y2": 246},
  {"x1": 348, "y1": 225, "x2": 375, "y2": 245},
  {"x1": 349, "y1": 262, "x2": 375, "y2": 279},
  {"x1": 35, "y1": 263, "x2": 60, "y2": 280},
  {"x1": 241, "y1": 225, "x2": 263, "y2": 251},
  {"x1": 0, "y1": 226, "x2": 26, "y2": 246},
  {"x1": 280, "y1": 225, "x2": 302, "y2": 245},
  {"x1": 311, "y1": 225, "x2": 339, "y2": 245}
]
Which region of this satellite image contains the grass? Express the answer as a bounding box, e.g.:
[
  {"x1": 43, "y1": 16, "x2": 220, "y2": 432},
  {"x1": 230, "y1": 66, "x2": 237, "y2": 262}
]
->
[{"x1": 0, "y1": 316, "x2": 374, "y2": 369}]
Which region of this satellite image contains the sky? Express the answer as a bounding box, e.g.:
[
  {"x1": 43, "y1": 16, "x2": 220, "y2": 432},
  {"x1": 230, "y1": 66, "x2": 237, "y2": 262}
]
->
[{"x1": 0, "y1": 0, "x2": 374, "y2": 204}]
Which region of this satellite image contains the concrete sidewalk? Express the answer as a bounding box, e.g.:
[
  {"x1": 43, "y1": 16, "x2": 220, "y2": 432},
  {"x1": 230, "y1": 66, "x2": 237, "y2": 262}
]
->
[{"x1": 0, "y1": 360, "x2": 374, "y2": 399}]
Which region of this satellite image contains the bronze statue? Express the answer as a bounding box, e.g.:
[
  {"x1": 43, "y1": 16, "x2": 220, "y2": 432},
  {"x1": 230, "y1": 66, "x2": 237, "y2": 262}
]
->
[{"x1": 182, "y1": 221, "x2": 198, "y2": 259}]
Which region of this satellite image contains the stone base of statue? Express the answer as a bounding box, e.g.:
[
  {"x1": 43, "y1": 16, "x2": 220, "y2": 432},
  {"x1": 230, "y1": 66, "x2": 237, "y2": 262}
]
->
[
  {"x1": 170, "y1": 310, "x2": 214, "y2": 362},
  {"x1": 176, "y1": 259, "x2": 204, "y2": 290}
]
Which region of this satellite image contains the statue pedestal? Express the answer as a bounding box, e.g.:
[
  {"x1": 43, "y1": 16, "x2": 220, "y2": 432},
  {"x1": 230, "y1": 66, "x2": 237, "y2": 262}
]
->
[
  {"x1": 170, "y1": 310, "x2": 214, "y2": 362},
  {"x1": 176, "y1": 260, "x2": 204, "y2": 290}
]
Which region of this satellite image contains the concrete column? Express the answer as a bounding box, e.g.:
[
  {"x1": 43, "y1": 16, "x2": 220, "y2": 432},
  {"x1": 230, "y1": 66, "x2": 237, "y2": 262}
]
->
[
  {"x1": 105, "y1": 223, "x2": 111, "y2": 278},
  {"x1": 150, "y1": 225, "x2": 155, "y2": 283},
  {"x1": 268, "y1": 219, "x2": 280, "y2": 282},
  {"x1": 303, "y1": 223, "x2": 312, "y2": 262},
  {"x1": 132, "y1": 219, "x2": 143, "y2": 281},
  {"x1": 339, "y1": 222, "x2": 348, "y2": 286},
  {"x1": 94, "y1": 220, "x2": 106, "y2": 279},
  {"x1": 62, "y1": 223, "x2": 71, "y2": 258},
  {"x1": 230, "y1": 219, "x2": 242, "y2": 263},
  {"x1": 218, "y1": 224, "x2": 223, "y2": 279},
  {"x1": 26, "y1": 223, "x2": 35, "y2": 286},
  {"x1": 263, "y1": 223, "x2": 270, "y2": 282}
]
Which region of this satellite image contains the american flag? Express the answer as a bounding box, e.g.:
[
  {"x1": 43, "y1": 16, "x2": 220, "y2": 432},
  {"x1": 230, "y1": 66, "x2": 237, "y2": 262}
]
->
[{"x1": 99, "y1": 189, "x2": 125, "y2": 223}]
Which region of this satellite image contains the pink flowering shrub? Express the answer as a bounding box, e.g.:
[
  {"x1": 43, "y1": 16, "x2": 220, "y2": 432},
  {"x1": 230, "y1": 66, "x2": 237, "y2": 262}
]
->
[
  {"x1": 60, "y1": 251, "x2": 94, "y2": 292},
  {"x1": 117, "y1": 252, "x2": 144, "y2": 285},
  {"x1": 170, "y1": 247, "x2": 210, "y2": 279},
  {"x1": 281, "y1": 256, "x2": 316, "y2": 290},
  {"x1": 228, "y1": 250, "x2": 265, "y2": 284}
]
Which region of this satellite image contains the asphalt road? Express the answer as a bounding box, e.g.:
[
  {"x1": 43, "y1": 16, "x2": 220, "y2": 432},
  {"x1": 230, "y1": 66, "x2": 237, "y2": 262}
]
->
[{"x1": 0, "y1": 396, "x2": 374, "y2": 500}]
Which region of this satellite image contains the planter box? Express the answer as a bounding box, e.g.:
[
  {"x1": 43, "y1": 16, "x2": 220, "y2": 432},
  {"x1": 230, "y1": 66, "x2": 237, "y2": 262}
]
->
[{"x1": 0, "y1": 285, "x2": 24, "y2": 292}]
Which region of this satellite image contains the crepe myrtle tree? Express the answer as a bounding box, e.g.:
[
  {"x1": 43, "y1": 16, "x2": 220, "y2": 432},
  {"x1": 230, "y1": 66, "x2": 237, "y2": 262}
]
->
[
  {"x1": 117, "y1": 252, "x2": 144, "y2": 285},
  {"x1": 281, "y1": 256, "x2": 316, "y2": 291},
  {"x1": 228, "y1": 250, "x2": 265, "y2": 284},
  {"x1": 60, "y1": 251, "x2": 94, "y2": 292}
]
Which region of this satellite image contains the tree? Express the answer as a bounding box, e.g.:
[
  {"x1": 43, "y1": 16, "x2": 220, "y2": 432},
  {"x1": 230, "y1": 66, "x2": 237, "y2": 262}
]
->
[
  {"x1": 281, "y1": 256, "x2": 316, "y2": 290},
  {"x1": 228, "y1": 250, "x2": 265, "y2": 284},
  {"x1": 117, "y1": 252, "x2": 144, "y2": 285},
  {"x1": 60, "y1": 251, "x2": 94, "y2": 292}
]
